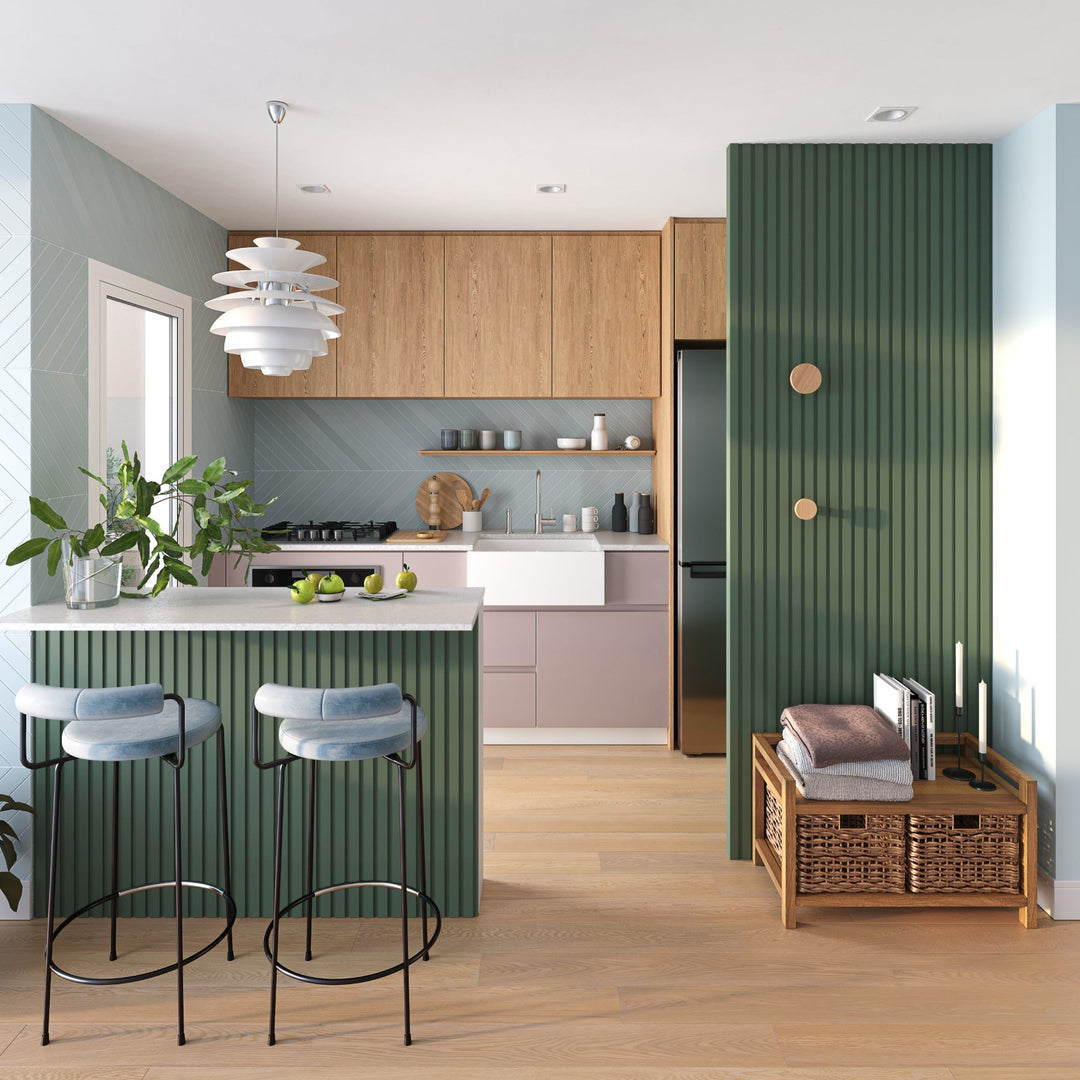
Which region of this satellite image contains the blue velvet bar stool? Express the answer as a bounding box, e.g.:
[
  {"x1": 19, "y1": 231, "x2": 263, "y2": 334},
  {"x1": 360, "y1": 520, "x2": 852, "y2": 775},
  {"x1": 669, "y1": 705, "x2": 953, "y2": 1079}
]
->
[
  {"x1": 17, "y1": 682, "x2": 236, "y2": 1046},
  {"x1": 251, "y1": 681, "x2": 441, "y2": 1046}
]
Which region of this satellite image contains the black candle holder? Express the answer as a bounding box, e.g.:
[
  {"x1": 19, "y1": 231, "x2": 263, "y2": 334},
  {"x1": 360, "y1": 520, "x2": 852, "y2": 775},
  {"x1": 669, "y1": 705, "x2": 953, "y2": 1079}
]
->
[
  {"x1": 969, "y1": 751, "x2": 997, "y2": 792},
  {"x1": 943, "y1": 707, "x2": 976, "y2": 781}
]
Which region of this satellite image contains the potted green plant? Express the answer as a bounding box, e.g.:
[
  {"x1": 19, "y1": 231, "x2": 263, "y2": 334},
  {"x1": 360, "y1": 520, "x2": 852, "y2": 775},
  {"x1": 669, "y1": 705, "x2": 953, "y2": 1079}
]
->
[
  {"x1": 5, "y1": 443, "x2": 279, "y2": 603},
  {"x1": 0, "y1": 792, "x2": 32, "y2": 912}
]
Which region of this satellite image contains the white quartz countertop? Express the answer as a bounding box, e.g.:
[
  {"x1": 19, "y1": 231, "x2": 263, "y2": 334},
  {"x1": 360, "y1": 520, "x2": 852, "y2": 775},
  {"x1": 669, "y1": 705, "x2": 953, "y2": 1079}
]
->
[
  {"x1": 0, "y1": 586, "x2": 484, "y2": 633},
  {"x1": 272, "y1": 530, "x2": 669, "y2": 554}
]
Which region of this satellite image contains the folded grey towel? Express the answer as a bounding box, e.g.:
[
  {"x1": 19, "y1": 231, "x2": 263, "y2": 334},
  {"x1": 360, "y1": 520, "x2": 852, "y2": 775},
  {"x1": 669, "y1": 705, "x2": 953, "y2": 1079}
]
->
[
  {"x1": 781, "y1": 703, "x2": 911, "y2": 768},
  {"x1": 781, "y1": 730, "x2": 913, "y2": 786},
  {"x1": 777, "y1": 742, "x2": 914, "y2": 802}
]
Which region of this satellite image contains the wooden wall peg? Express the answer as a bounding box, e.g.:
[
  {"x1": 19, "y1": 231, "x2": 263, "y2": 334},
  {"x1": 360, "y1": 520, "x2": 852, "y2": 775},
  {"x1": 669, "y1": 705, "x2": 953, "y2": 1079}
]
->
[
  {"x1": 793, "y1": 498, "x2": 818, "y2": 521},
  {"x1": 789, "y1": 363, "x2": 822, "y2": 394}
]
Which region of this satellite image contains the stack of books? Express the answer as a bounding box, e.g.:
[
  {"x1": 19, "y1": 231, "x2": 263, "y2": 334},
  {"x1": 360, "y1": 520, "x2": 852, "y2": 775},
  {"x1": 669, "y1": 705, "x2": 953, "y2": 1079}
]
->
[{"x1": 872, "y1": 673, "x2": 936, "y2": 781}]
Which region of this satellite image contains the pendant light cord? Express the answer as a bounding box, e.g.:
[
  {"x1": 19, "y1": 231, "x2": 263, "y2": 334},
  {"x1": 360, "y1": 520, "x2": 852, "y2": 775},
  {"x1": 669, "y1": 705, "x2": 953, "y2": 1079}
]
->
[{"x1": 274, "y1": 117, "x2": 280, "y2": 238}]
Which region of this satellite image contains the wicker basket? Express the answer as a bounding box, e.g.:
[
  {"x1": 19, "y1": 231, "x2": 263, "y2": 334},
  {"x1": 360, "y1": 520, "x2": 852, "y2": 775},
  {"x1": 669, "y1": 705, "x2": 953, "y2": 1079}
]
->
[
  {"x1": 764, "y1": 786, "x2": 907, "y2": 894},
  {"x1": 908, "y1": 813, "x2": 1021, "y2": 893}
]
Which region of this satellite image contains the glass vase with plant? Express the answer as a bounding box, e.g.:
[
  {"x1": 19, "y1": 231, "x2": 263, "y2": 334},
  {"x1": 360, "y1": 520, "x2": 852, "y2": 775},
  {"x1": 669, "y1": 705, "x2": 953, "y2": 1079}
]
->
[{"x1": 6, "y1": 442, "x2": 279, "y2": 599}]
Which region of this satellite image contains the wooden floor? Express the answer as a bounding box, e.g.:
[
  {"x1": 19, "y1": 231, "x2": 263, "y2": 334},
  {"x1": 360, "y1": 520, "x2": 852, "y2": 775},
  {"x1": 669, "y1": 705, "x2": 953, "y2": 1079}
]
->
[{"x1": 1, "y1": 745, "x2": 1079, "y2": 1079}]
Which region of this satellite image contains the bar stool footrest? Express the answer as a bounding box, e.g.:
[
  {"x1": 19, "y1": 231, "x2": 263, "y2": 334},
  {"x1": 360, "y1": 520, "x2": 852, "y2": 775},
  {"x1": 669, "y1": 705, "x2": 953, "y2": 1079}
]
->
[
  {"x1": 48, "y1": 881, "x2": 237, "y2": 986},
  {"x1": 263, "y1": 880, "x2": 442, "y2": 986}
]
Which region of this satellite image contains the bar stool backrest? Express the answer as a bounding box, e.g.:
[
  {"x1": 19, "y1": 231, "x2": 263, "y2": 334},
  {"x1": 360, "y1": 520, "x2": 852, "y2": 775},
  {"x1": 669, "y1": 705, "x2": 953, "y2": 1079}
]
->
[
  {"x1": 254, "y1": 682, "x2": 403, "y2": 722},
  {"x1": 16, "y1": 682, "x2": 166, "y2": 722}
]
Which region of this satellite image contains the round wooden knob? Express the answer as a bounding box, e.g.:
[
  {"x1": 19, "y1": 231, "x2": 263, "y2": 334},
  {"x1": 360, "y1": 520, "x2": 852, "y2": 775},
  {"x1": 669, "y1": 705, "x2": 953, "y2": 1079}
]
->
[
  {"x1": 789, "y1": 363, "x2": 822, "y2": 394},
  {"x1": 793, "y1": 498, "x2": 818, "y2": 521}
]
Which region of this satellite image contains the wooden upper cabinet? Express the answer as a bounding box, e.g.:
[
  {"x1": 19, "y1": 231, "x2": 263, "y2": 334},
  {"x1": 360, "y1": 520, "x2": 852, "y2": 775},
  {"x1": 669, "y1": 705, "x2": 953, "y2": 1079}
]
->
[
  {"x1": 336, "y1": 234, "x2": 444, "y2": 398},
  {"x1": 674, "y1": 219, "x2": 726, "y2": 341},
  {"x1": 226, "y1": 232, "x2": 340, "y2": 398},
  {"x1": 444, "y1": 234, "x2": 552, "y2": 398},
  {"x1": 551, "y1": 233, "x2": 660, "y2": 398}
]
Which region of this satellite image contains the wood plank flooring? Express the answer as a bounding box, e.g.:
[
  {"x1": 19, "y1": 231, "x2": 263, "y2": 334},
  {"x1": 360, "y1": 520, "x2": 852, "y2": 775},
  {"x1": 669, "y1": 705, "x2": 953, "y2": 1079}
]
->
[{"x1": 1, "y1": 745, "x2": 1078, "y2": 1078}]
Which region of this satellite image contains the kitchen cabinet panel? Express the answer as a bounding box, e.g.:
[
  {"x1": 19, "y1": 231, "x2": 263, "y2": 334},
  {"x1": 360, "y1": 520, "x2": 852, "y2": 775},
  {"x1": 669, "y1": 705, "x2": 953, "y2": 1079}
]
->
[
  {"x1": 483, "y1": 671, "x2": 536, "y2": 728},
  {"x1": 604, "y1": 551, "x2": 668, "y2": 606},
  {"x1": 551, "y1": 234, "x2": 661, "y2": 398},
  {"x1": 536, "y1": 610, "x2": 667, "y2": 726},
  {"x1": 445, "y1": 234, "x2": 552, "y2": 398},
  {"x1": 337, "y1": 234, "x2": 445, "y2": 398},
  {"x1": 382, "y1": 550, "x2": 467, "y2": 587},
  {"x1": 482, "y1": 610, "x2": 536, "y2": 667},
  {"x1": 226, "y1": 232, "x2": 340, "y2": 398},
  {"x1": 674, "y1": 219, "x2": 727, "y2": 341}
]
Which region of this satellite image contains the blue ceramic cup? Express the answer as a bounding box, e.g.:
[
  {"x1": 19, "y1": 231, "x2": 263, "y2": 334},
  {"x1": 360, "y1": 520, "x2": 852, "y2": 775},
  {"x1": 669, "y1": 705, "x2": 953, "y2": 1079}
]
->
[
  {"x1": 441, "y1": 428, "x2": 459, "y2": 450},
  {"x1": 503, "y1": 429, "x2": 522, "y2": 451}
]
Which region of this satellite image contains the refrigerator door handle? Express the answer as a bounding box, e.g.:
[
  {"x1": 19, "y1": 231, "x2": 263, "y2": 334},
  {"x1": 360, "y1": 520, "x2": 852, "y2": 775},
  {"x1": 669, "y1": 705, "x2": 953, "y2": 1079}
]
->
[{"x1": 679, "y1": 561, "x2": 727, "y2": 579}]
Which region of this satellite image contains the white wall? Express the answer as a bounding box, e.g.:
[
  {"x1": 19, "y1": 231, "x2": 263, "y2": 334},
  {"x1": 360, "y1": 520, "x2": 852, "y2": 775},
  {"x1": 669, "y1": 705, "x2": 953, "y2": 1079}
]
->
[{"x1": 993, "y1": 103, "x2": 1080, "y2": 913}]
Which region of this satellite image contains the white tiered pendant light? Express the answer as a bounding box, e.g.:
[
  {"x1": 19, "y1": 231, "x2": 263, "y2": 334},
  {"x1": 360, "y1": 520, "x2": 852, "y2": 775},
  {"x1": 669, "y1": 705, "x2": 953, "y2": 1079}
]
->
[{"x1": 206, "y1": 101, "x2": 343, "y2": 376}]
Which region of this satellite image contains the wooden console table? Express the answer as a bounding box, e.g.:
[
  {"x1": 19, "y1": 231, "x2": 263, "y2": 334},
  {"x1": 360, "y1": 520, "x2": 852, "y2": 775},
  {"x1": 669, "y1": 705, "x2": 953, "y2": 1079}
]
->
[{"x1": 752, "y1": 731, "x2": 1038, "y2": 929}]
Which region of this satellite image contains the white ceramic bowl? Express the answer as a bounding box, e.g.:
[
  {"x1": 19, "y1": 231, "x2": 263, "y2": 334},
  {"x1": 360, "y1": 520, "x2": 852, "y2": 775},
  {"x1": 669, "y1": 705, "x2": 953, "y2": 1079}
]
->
[
  {"x1": 316, "y1": 591, "x2": 344, "y2": 602},
  {"x1": 557, "y1": 437, "x2": 587, "y2": 450}
]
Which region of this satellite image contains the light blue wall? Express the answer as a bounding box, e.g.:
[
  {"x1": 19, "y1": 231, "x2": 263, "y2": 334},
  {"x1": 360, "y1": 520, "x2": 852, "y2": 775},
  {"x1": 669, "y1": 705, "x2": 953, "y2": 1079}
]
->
[
  {"x1": 0, "y1": 105, "x2": 33, "y2": 892},
  {"x1": 29, "y1": 109, "x2": 253, "y2": 595},
  {"x1": 993, "y1": 103, "x2": 1080, "y2": 891},
  {"x1": 253, "y1": 398, "x2": 653, "y2": 530}
]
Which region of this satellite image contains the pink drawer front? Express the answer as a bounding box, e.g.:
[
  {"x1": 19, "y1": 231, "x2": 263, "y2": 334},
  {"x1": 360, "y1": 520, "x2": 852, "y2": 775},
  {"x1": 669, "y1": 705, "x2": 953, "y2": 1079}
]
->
[
  {"x1": 604, "y1": 552, "x2": 669, "y2": 606},
  {"x1": 483, "y1": 611, "x2": 536, "y2": 667},
  {"x1": 483, "y1": 671, "x2": 536, "y2": 727}
]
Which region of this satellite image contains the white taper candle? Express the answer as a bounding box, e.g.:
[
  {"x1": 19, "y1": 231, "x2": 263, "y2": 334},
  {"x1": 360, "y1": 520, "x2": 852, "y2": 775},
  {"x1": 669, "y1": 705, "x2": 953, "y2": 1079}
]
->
[
  {"x1": 955, "y1": 641, "x2": 963, "y2": 710},
  {"x1": 978, "y1": 680, "x2": 987, "y2": 754}
]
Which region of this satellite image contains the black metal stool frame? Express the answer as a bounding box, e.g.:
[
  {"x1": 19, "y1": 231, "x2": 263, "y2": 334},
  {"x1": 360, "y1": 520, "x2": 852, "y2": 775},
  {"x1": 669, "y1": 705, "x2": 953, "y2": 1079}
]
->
[
  {"x1": 20, "y1": 692, "x2": 237, "y2": 1046},
  {"x1": 251, "y1": 691, "x2": 442, "y2": 1046}
]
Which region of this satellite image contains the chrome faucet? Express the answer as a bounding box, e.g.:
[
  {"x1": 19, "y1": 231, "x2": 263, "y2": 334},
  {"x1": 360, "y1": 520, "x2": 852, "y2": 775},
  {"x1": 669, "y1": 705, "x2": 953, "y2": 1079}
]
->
[
  {"x1": 534, "y1": 469, "x2": 556, "y2": 534},
  {"x1": 505, "y1": 507, "x2": 513, "y2": 534}
]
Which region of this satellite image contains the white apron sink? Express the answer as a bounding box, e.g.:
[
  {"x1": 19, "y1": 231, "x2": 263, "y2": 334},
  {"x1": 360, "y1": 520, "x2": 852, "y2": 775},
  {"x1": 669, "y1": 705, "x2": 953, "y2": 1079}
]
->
[{"x1": 467, "y1": 533, "x2": 604, "y2": 605}]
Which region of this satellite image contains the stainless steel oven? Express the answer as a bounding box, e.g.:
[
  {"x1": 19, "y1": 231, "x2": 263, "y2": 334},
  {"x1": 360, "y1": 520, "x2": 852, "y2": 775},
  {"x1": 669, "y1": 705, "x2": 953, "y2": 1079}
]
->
[{"x1": 249, "y1": 565, "x2": 383, "y2": 589}]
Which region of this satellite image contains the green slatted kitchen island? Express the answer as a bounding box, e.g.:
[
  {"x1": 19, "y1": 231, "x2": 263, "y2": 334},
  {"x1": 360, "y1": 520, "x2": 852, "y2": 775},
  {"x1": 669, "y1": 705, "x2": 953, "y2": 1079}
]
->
[{"x1": 0, "y1": 586, "x2": 483, "y2": 919}]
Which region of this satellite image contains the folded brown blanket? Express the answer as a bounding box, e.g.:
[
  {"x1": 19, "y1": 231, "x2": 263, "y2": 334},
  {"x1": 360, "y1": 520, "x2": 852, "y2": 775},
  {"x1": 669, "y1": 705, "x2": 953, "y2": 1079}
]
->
[{"x1": 780, "y1": 703, "x2": 910, "y2": 768}]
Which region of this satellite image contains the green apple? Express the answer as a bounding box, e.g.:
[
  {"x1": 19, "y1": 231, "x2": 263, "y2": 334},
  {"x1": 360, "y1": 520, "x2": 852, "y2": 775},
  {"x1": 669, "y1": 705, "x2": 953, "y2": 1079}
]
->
[
  {"x1": 318, "y1": 572, "x2": 345, "y2": 594},
  {"x1": 396, "y1": 563, "x2": 417, "y2": 592},
  {"x1": 363, "y1": 572, "x2": 383, "y2": 595},
  {"x1": 291, "y1": 579, "x2": 316, "y2": 604}
]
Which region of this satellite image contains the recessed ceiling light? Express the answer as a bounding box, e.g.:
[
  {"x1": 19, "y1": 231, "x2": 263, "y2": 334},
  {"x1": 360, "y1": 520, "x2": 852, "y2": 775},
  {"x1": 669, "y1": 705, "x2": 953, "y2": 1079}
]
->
[
  {"x1": 866, "y1": 106, "x2": 918, "y2": 123},
  {"x1": 298, "y1": 184, "x2": 331, "y2": 194},
  {"x1": 536, "y1": 183, "x2": 567, "y2": 194}
]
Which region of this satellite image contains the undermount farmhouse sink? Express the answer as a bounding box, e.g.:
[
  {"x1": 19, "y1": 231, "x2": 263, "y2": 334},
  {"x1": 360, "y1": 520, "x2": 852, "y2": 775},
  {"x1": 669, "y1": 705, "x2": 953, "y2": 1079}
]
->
[{"x1": 467, "y1": 533, "x2": 605, "y2": 605}]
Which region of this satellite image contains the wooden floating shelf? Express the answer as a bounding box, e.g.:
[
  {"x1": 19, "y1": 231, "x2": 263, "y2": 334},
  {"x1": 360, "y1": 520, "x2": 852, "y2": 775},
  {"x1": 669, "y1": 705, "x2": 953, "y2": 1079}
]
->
[{"x1": 418, "y1": 449, "x2": 655, "y2": 457}]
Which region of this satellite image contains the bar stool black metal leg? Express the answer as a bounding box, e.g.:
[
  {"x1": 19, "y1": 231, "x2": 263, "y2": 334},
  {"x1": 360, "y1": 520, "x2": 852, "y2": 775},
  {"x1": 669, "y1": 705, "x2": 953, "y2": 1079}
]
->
[
  {"x1": 268, "y1": 761, "x2": 289, "y2": 1047},
  {"x1": 397, "y1": 764, "x2": 412, "y2": 1047},
  {"x1": 109, "y1": 760, "x2": 120, "y2": 962},
  {"x1": 41, "y1": 760, "x2": 65, "y2": 1047},
  {"x1": 216, "y1": 729, "x2": 236, "y2": 961},
  {"x1": 172, "y1": 763, "x2": 185, "y2": 1046},
  {"x1": 304, "y1": 759, "x2": 317, "y2": 962},
  {"x1": 415, "y1": 744, "x2": 430, "y2": 957}
]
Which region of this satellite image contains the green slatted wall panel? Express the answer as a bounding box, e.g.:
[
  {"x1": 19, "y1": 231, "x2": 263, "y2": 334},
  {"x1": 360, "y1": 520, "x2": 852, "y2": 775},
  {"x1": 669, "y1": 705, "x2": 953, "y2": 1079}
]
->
[
  {"x1": 31, "y1": 628, "x2": 480, "y2": 917},
  {"x1": 726, "y1": 144, "x2": 993, "y2": 858}
]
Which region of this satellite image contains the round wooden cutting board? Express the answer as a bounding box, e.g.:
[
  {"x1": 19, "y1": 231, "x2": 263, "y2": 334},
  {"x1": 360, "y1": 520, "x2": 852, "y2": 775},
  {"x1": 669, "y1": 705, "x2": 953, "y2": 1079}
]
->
[{"x1": 415, "y1": 473, "x2": 473, "y2": 529}]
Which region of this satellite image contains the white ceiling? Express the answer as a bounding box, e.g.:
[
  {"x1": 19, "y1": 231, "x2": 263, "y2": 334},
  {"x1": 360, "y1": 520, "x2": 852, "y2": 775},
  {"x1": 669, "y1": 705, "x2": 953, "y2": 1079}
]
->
[{"x1": 5, "y1": 1, "x2": 1078, "y2": 232}]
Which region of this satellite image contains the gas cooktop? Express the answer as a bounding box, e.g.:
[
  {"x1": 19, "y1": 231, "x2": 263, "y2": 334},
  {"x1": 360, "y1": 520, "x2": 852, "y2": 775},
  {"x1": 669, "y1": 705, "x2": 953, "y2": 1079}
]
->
[{"x1": 262, "y1": 520, "x2": 398, "y2": 543}]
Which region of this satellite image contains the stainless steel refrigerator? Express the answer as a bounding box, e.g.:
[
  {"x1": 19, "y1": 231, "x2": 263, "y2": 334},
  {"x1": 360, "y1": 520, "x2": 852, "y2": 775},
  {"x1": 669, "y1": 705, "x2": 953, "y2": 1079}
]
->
[{"x1": 676, "y1": 348, "x2": 727, "y2": 754}]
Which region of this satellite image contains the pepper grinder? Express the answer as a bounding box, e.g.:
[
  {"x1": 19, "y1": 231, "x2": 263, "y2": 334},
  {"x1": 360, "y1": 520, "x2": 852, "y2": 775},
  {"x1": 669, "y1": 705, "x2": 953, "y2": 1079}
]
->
[
  {"x1": 611, "y1": 492, "x2": 628, "y2": 532},
  {"x1": 426, "y1": 475, "x2": 441, "y2": 530},
  {"x1": 637, "y1": 493, "x2": 654, "y2": 535}
]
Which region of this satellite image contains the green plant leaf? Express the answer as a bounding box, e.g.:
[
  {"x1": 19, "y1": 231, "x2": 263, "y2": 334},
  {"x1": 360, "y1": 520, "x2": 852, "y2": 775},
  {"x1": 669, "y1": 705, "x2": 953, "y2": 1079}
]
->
[
  {"x1": 202, "y1": 457, "x2": 227, "y2": 485},
  {"x1": 119, "y1": 591, "x2": 149, "y2": 600},
  {"x1": 82, "y1": 523, "x2": 105, "y2": 551},
  {"x1": 0, "y1": 796, "x2": 32, "y2": 814},
  {"x1": 28, "y1": 497, "x2": 68, "y2": 530},
  {"x1": 154, "y1": 536, "x2": 185, "y2": 557},
  {"x1": 177, "y1": 479, "x2": 209, "y2": 496},
  {"x1": 136, "y1": 532, "x2": 150, "y2": 567},
  {"x1": 5, "y1": 537, "x2": 51, "y2": 566},
  {"x1": 0, "y1": 871, "x2": 22, "y2": 912},
  {"x1": 100, "y1": 532, "x2": 139, "y2": 556},
  {"x1": 79, "y1": 466, "x2": 106, "y2": 487},
  {"x1": 161, "y1": 456, "x2": 198, "y2": 485},
  {"x1": 46, "y1": 537, "x2": 63, "y2": 576},
  {"x1": 214, "y1": 487, "x2": 243, "y2": 503},
  {"x1": 165, "y1": 561, "x2": 198, "y2": 586},
  {"x1": 0, "y1": 833, "x2": 14, "y2": 868},
  {"x1": 150, "y1": 568, "x2": 171, "y2": 597}
]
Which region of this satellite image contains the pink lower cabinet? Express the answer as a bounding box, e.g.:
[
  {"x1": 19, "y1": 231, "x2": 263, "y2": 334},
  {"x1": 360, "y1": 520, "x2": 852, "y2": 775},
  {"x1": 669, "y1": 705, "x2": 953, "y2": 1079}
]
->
[
  {"x1": 535, "y1": 611, "x2": 668, "y2": 727},
  {"x1": 385, "y1": 550, "x2": 467, "y2": 587},
  {"x1": 483, "y1": 671, "x2": 537, "y2": 727}
]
